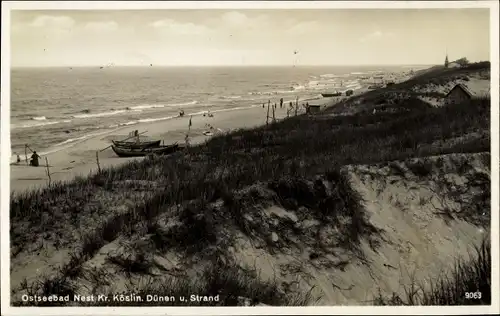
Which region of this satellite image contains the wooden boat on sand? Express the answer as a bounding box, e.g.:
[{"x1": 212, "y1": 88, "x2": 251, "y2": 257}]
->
[
  {"x1": 112, "y1": 139, "x2": 161, "y2": 149},
  {"x1": 321, "y1": 92, "x2": 342, "y2": 97},
  {"x1": 111, "y1": 143, "x2": 184, "y2": 158}
]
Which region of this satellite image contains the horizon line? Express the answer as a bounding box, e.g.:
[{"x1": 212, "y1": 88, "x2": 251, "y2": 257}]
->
[{"x1": 11, "y1": 64, "x2": 440, "y2": 69}]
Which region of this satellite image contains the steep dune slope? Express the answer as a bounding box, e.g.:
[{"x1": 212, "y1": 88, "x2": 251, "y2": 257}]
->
[{"x1": 227, "y1": 152, "x2": 490, "y2": 305}]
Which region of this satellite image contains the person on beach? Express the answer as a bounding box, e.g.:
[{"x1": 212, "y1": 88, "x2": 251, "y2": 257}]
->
[
  {"x1": 30, "y1": 151, "x2": 40, "y2": 167},
  {"x1": 134, "y1": 130, "x2": 140, "y2": 144},
  {"x1": 16, "y1": 154, "x2": 21, "y2": 163},
  {"x1": 280, "y1": 98, "x2": 284, "y2": 108},
  {"x1": 262, "y1": 103, "x2": 265, "y2": 108},
  {"x1": 179, "y1": 109, "x2": 185, "y2": 117}
]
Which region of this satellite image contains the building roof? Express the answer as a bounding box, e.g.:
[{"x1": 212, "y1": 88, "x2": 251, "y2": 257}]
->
[{"x1": 445, "y1": 83, "x2": 474, "y2": 98}]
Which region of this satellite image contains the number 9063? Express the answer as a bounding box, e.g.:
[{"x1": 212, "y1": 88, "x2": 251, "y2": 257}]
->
[{"x1": 465, "y1": 292, "x2": 482, "y2": 299}]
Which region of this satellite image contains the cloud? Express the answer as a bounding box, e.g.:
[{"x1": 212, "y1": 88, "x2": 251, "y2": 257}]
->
[
  {"x1": 359, "y1": 30, "x2": 395, "y2": 43},
  {"x1": 30, "y1": 15, "x2": 75, "y2": 29},
  {"x1": 150, "y1": 19, "x2": 210, "y2": 35},
  {"x1": 84, "y1": 21, "x2": 119, "y2": 32},
  {"x1": 218, "y1": 11, "x2": 271, "y2": 30},
  {"x1": 286, "y1": 21, "x2": 321, "y2": 35},
  {"x1": 221, "y1": 11, "x2": 249, "y2": 27}
]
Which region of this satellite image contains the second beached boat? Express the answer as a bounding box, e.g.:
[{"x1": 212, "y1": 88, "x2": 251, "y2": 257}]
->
[
  {"x1": 112, "y1": 139, "x2": 161, "y2": 149},
  {"x1": 321, "y1": 92, "x2": 342, "y2": 97},
  {"x1": 111, "y1": 143, "x2": 184, "y2": 157}
]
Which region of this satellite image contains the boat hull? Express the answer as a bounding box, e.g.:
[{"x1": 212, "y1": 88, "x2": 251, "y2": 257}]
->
[
  {"x1": 111, "y1": 144, "x2": 184, "y2": 158},
  {"x1": 112, "y1": 140, "x2": 161, "y2": 149},
  {"x1": 321, "y1": 93, "x2": 342, "y2": 97}
]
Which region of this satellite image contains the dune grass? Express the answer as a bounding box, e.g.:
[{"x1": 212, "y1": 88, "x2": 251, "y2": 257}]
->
[
  {"x1": 374, "y1": 237, "x2": 491, "y2": 305},
  {"x1": 10, "y1": 67, "x2": 491, "y2": 306}
]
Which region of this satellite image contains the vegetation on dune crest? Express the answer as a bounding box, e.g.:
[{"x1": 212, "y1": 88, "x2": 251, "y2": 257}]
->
[{"x1": 10, "y1": 64, "x2": 492, "y2": 306}]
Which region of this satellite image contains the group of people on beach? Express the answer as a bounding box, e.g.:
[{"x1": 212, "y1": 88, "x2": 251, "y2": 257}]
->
[
  {"x1": 262, "y1": 97, "x2": 310, "y2": 114},
  {"x1": 15, "y1": 147, "x2": 41, "y2": 167}
]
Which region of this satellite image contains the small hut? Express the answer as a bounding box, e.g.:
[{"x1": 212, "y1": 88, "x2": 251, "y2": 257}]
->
[
  {"x1": 444, "y1": 83, "x2": 473, "y2": 105},
  {"x1": 306, "y1": 104, "x2": 321, "y2": 115}
]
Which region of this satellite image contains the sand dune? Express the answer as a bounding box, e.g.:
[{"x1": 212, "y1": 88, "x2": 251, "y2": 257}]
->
[{"x1": 10, "y1": 152, "x2": 490, "y2": 305}]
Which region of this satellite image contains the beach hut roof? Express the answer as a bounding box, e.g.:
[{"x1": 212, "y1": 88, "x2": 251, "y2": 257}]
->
[{"x1": 445, "y1": 83, "x2": 474, "y2": 98}]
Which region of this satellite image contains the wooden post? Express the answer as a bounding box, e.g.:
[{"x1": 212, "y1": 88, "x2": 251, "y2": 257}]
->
[
  {"x1": 25, "y1": 145, "x2": 28, "y2": 166},
  {"x1": 95, "y1": 151, "x2": 101, "y2": 173},
  {"x1": 272, "y1": 102, "x2": 276, "y2": 122},
  {"x1": 266, "y1": 100, "x2": 270, "y2": 125},
  {"x1": 45, "y1": 157, "x2": 51, "y2": 186},
  {"x1": 295, "y1": 96, "x2": 299, "y2": 116}
]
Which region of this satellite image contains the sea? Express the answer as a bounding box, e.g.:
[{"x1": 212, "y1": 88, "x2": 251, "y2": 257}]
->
[{"x1": 9, "y1": 65, "x2": 417, "y2": 160}]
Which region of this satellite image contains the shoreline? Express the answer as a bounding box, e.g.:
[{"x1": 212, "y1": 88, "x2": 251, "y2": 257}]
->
[
  {"x1": 10, "y1": 102, "x2": 315, "y2": 194},
  {"x1": 9, "y1": 79, "x2": 376, "y2": 195}
]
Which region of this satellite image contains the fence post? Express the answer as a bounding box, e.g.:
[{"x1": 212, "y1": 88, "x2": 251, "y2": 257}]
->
[
  {"x1": 25, "y1": 145, "x2": 28, "y2": 166},
  {"x1": 45, "y1": 157, "x2": 52, "y2": 186},
  {"x1": 266, "y1": 100, "x2": 270, "y2": 125},
  {"x1": 95, "y1": 151, "x2": 101, "y2": 173}
]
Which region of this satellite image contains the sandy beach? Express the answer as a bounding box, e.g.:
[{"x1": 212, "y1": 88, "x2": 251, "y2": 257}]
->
[{"x1": 10, "y1": 103, "x2": 306, "y2": 194}]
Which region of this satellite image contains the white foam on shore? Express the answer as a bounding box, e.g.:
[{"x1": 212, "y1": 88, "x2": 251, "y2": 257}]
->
[
  {"x1": 248, "y1": 90, "x2": 294, "y2": 96},
  {"x1": 12, "y1": 120, "x2": 63, "y2": 129},
  {"x1": 220, "y1": 95, "x2": 242, "y2": 100},
  {"x1": 31, "y1": 116, "x2": 46, "y2": 121},
  {"x1": 129, "y1": 100, "x2": 198, "y2": 110},
  {"x1": 72, "y1": 109, "x2": 128, "y2": 119},
  {"x1": 129, "y1": 104, "x2": 165, "y2": 110}
]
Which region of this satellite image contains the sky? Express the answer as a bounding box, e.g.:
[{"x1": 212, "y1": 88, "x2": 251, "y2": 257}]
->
[{"x1": 10, "y1": 9, "x2": 491, "y2": 67}]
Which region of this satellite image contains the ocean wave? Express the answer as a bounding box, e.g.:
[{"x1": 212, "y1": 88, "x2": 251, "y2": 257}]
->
[
  {"x1": 248, "y1": 90, "x2": 294, "y2": 96},
  {"x1": 170, "y1": 100, "x2": 198, "y2": 107},
  {"x1": 319, "y1": 74, "x2": 337, "y2": 78},
  {"x1": 292, "y1": 85, "x2": 306, "y2": 91},
  {"x1": 71, "y1": 100, "x2": 198, "y2": 119},
  {"x1": 73, "y1": 110, "x2": 127, "y2": 119},
  {"x1": 108, "y1": 121, "x2": 139, "y2": 128},
  {"x1": 12, "y1": 120, "x2": 62, "y2": 129},
  {"x1": 220, "y1": 96, "x2": 242, "y2": 100},
  {"x1": 129, "y1": 104, "x2": 166, "y2": 110},
  {"x1": 31, "y1": 116, "x2": 47, "y2": 121}
]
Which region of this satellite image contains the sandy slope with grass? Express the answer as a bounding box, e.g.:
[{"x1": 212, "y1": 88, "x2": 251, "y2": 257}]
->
[
  {"x1": 201, "y1": 152, "x2": 489, "y2": 305},
  {"x1": 10, "y1": 152, "x2": 490, "y2": 305}
]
